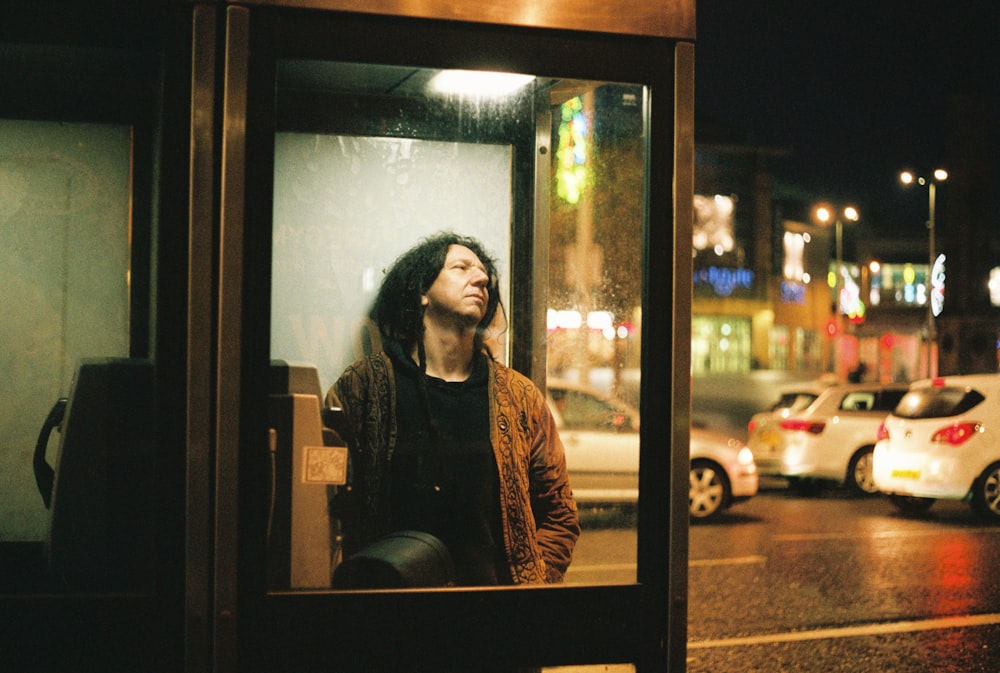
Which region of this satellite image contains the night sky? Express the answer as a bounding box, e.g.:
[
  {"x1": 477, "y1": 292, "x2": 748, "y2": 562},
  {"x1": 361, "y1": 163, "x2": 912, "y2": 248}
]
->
[{"x1": 694, "y1": 0, "x2": 1000, "y2": 236}]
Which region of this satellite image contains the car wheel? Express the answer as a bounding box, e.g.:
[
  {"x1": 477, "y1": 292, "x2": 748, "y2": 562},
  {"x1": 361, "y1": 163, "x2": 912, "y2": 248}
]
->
[
  {"x1": 889, "y1": 494, "x2": 935, "y2": 516},
  {"x1": 969, "y1": 461, "x2": 1000, "y2": 523},
  {"x1": 847, "y1": 447, "x2": 879, "y2": 496},
  {"x1": 690, "y1": 459, "x2": 731, "y2": 522}
]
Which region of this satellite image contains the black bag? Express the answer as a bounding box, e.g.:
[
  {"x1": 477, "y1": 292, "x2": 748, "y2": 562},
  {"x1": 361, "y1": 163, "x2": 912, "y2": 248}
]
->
[{"x1": 332, "y1": 530, "x2": 455, "y2": 589}]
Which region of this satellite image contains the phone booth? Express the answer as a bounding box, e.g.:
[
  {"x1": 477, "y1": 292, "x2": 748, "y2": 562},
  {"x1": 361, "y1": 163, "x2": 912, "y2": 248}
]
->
[
  {"x1": 1, "y1": 1, "x2": 693, "y2": 671},
  {"x1": 206, "y1": 2, "x2": 694, "y2": 671}
]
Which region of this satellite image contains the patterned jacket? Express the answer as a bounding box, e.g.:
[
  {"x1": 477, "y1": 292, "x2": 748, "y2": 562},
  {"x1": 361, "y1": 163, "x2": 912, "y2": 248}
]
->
[{"x1": 325, "y1": 350, "x2": 579, "y2": 584}]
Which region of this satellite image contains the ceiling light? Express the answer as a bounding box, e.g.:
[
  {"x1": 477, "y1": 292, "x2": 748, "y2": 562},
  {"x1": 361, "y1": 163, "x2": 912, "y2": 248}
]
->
[{"x1": 428, "y1": 70, "x2": 535, "y2": 97}]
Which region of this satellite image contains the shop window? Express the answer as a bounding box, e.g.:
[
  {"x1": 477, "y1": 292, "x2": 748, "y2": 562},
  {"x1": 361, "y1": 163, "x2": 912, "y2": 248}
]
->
[
  {"x1": 691, "y1": 316, "x2": 751, "y2": 375},
  {"x1": 768, "y1": 325, "x2": 790, "y2": 370}
]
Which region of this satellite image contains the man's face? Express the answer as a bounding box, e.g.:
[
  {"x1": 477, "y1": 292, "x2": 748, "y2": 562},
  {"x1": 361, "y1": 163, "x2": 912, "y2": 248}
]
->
[{"x1": 421, "y1": 244, "x2": 491, "y2": 327}]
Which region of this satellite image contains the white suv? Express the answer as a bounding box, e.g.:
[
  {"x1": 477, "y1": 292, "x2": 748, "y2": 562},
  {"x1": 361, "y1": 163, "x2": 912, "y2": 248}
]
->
[
  {"x1": 747, "y1": 382, "x2": 908, "y2": 495},
  {"x1": 873, "y1": 374, "x2": 1000, "y2": 522}
]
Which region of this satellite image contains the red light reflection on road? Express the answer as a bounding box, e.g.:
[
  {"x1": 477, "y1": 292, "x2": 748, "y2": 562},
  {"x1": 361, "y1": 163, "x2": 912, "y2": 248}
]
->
[
  {"x1": 929, "y1": 537, "x2": 976, "y2": 615},
  {"x1": 920, "y1": 535, "x2": 990, "y2": 660}
]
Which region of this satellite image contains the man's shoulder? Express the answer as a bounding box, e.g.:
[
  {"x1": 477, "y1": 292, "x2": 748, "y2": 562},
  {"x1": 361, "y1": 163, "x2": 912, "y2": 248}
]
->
[
  {"x1": 337, "y1": 351, "x2": 392, "y2": 385},
  {"x1": 490, "y1": 360, "x2": 542, "y2": 399}
]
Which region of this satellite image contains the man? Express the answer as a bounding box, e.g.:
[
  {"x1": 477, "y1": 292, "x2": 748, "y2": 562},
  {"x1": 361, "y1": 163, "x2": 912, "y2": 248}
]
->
[{"x1": 326, "y1": 232, "x2": 579, "y2": 586}]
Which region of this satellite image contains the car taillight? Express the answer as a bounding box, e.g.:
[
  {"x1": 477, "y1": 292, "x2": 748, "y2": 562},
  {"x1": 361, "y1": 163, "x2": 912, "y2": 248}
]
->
[
  {"x1": 930, "y1": 422, "x2": 982, "y2": 446},
  {"x1": 747, "y1": 419, "x2": 757, "y2": 434},
  {"x1": 876, "y1": 422, "x2": 890, "y2": 442},
  {"x1": 779, "y1": 419, "x2": 826, "y2": 434}
]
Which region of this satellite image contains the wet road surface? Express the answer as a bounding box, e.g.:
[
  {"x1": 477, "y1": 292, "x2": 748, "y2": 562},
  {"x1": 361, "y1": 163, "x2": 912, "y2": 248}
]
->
[
  {"x1": 687, "y1": 487, "x2": 1000, "y2": 672},
  {"x1": 565, "y1": 483, "x2": 1000, "y2": 672}
]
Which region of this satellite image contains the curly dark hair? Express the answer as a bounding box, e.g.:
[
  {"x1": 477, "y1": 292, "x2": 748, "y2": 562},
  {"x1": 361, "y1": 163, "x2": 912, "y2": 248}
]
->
[{"x1": 371, "y1": 231, "x2": 504, "y2": 351}]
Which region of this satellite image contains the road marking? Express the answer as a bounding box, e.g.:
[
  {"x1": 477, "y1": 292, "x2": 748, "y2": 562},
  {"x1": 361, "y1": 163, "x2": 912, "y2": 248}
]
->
[
  {"x1": 690, "y1": 555, "x2": 766, "y2": 567},
  {"x1": 688, "y1": 613, "x2": 1000, "y2": 649},
  {"x1": 773, "y1": 527, "x2": 1000, "y2": 542},
  {"x1": 566, "y1": 563, "x2": 636, "y2": 573},
  {"x1": 568, "y1": 556, "x2": 766, "y2": 574}
]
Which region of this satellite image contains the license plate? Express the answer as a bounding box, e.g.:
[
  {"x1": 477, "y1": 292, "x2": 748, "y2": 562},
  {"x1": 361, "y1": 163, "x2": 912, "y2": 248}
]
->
[
  {"x1": 759, "y1": 430, "x2": 779, "y2": 451},
  {"x1": 891, "y1": 469, "x2": 920, "y2": 480}
]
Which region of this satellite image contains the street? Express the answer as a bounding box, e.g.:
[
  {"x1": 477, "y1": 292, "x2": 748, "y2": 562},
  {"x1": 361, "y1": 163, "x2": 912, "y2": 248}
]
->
[{"x1": 564, "y1": 484, "x2": 1000, "y2": 672}]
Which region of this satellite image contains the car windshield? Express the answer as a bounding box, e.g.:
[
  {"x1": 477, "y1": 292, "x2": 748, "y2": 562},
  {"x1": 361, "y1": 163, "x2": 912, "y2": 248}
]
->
[
  {"x1": 549, "y1": 388, "x2": 635, "y2": 431},
  {"x1": 893, "y1": 387, "x2": 986, "y2": 419},
  {"x1": 876, "y1": 389, "x2": 908, "y2": 411},
  {"x1": 838, "y1": 389, "x2": 906, "y2": 412},
  {"x1": 771, "y1": 392, "x2": 818, "y2": 412}
]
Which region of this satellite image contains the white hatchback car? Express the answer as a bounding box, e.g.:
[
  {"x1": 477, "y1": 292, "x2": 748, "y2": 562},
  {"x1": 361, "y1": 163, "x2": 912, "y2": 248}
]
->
[
  {"x1": 873, "y1": 374, "x2": 1000, "y2": 522},
  {"x1": 546, "y1": 379, "x2": 758, "y2": 521},
  {"x1": 747, "y1": 382, "x2": 908, "y2": 495}
]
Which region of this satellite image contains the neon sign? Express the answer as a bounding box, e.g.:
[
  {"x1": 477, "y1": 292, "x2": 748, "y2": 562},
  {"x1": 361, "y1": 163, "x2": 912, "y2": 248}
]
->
[
  {"x1": 839, "y1": 268, "x2": 864, "y2": 322},
  {"x1": 780, "y1": 280, "x2": 806, "y2": 304},
  {"x1": 556, "y1": 97, "x2": 587, "y2": 204},
  {"x1": 694, "y1": 266, "x2": 754, "y2": 297},
  {"x1": 930, "y1": 253, "x2": 946, "y2": 317}
]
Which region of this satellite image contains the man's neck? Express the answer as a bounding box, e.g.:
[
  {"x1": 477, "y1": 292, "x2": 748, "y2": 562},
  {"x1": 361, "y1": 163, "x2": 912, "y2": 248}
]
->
[{"x1": 414, "y1": 322, "x2": 476, "y2": 382}]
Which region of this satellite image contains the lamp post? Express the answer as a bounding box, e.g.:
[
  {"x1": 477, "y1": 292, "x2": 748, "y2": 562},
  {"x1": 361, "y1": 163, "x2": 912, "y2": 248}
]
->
[
  {"x1": 814, "y1": 204, "x2": 859, "y2": 378},
  {"x1": 900, "y1": 168, "x2": 948, "y2": 378}
]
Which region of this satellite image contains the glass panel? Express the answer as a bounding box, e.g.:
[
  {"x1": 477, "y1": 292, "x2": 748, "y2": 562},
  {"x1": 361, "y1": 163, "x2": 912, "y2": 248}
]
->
[
  {"x1": 544, "y1": 86, "x2": 644, "y2": 586},
  {"x1": 0, "y1": 119, "x2": 151, "y2": 593},
  {"x1": 271, "y1": 133, "x2": 513, "y2": 386},
  {"x1": 268, "y1": 60, "x2": 646, "y2": 590}
]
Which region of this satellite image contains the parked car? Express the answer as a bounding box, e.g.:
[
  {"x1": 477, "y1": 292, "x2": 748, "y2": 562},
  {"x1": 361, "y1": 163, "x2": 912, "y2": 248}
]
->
[
  {"x1": 873, "y1": 374, "x2": 1000, "y2": 522},
  {"x1": 546, "y1": 379, "x2": 758, "y2": 521},
  {"x1": 747, "y1": 382, "x2": 908, "y2": 495},
  {"x1": 744, "y1": 382, "x2": 828, "y2": 443},
  {"x1": 692, "y1": 370, "x2": 829, "y2": 442}
]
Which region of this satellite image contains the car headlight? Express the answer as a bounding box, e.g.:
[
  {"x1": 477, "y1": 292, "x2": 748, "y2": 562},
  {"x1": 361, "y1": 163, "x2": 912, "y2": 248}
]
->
[{"x1": 737, "y1": 446, "x2": 754, "y2": 465}]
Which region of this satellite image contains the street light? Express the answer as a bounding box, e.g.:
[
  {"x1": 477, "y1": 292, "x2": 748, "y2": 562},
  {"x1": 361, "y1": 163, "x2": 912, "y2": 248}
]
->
[
  {"x1": 814, "y1": 204, "x2": 860, "y2": 314},
  {"x1": 900, "y1": 168, "x2": 948, "y2": 377},
  {"x1": 814, "y1": 203, "x2": 860, "y2": 377}
]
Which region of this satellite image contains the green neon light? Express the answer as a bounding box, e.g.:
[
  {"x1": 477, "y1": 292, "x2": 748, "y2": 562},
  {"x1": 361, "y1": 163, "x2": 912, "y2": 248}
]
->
[{"x1": 556, "y1": 96, "x2": 587, "y2": 204}]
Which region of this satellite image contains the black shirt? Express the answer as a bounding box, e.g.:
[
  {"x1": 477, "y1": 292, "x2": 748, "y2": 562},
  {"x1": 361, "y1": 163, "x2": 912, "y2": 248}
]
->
[{"x1": 386, "y1": 342, "x2": 508, "y2": 585}]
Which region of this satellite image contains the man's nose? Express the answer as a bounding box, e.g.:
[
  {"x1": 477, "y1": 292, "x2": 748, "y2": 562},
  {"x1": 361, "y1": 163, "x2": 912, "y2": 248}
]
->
[{"x1": 471, "y1": 268, "x2": 489, "y2": 286}]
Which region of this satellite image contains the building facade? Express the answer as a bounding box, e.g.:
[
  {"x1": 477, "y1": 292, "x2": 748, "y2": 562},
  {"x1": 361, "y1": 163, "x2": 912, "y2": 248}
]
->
[{"x1": 692, "y1": 113, "x2": 1000, "y2": 383}]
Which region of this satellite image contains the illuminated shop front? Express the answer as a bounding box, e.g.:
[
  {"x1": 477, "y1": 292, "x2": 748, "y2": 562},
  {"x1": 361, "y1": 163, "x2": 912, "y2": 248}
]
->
[
  {"x1": 691, "y1": 315, "x2": 752, "y2": 375},
  {"x1": 769, "y1": 222, "x2": 929, "y2": 382},
  {"x1": 691, "y1": 222, "x2": 765, "y2": 376},
  {"x1": 852, "y1": 257, "x2": 955, "y2": 382},
  {"x1": 691, "y1": 191, "x2": 769, "y2": 375}
]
